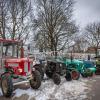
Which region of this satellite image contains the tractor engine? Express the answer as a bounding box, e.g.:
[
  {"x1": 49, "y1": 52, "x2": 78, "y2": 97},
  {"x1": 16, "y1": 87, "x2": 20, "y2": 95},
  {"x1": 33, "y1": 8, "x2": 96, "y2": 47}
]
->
[{"x1": 5, "y1": 58, "x2": 33, "y2": 77}]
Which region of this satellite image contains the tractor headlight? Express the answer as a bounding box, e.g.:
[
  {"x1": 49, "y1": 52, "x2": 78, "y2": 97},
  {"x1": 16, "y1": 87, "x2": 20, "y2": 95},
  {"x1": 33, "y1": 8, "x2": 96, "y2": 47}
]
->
[
  {"x1": 94, "y1": 65, "x2": 96, "y2": 67},
  {"x1": 33, "y1": 60, "x2": 36, "y2": 66},
  {"x1": 32, "y1": 68, "x2": 35, "y2": 71},
  {"x1": 18, "y1": 68, "x2": 23, "y2": 73},
  {"x1": 60, "y1": 63, "x2": 62, "y2": 67}
]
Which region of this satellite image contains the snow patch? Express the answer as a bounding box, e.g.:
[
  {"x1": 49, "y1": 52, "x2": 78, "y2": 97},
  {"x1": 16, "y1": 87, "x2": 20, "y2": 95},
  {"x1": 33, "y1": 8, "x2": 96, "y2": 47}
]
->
[{"x1": 13, "y1": 78, "x2": 89, "y2": 100}]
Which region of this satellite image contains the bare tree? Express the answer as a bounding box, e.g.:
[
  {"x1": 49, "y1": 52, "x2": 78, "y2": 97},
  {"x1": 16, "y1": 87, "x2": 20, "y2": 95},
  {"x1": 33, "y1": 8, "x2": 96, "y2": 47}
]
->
[
  {"x1": 85, "y1": 22, "x2": 100, "y2": 56},
  {"x1": 0, "y1": 0, "x2": 9, "y2": 39},
  {"x1": 32, "y1": 0, "x2": 78, "y2": 55},
  {"x1": 0, "y1": 0, "x2": 32, "y2": 42},
  {"x1": 6, "y1": 0, "x2": 32, "y2": 41}
]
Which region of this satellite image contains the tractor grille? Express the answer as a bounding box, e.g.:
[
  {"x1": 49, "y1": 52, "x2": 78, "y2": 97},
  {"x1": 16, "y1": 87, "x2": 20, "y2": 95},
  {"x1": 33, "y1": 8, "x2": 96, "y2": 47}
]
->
[{"x1": 8, "y1": 63, "x2": 19, "y2": 67}]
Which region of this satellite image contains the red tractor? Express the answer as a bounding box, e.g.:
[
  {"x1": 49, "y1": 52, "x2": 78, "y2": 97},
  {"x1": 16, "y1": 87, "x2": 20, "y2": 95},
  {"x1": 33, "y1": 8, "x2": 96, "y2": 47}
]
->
[{"x1": 0, "y1": 39, "x2": 41, "y2": 97}]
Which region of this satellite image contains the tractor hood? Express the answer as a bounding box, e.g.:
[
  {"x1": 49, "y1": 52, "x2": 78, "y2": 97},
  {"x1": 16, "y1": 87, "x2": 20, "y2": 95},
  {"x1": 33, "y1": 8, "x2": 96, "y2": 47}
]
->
[
  {"x1": 88, "y1": 67, "x2": 96, "y2": 73},
  {"x1": 65, "y1": 59, "x2": 83, "y2": 65},
  {"x1": 6, "y1": 58, "x2": 33, "y2": 63}
]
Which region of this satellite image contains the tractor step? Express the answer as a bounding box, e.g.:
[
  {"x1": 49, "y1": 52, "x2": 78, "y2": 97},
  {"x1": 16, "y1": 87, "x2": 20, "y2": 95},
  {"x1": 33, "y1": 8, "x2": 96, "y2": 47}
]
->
[{"x1": 13, "y1": 80, "x2": 29, "y2": 86}]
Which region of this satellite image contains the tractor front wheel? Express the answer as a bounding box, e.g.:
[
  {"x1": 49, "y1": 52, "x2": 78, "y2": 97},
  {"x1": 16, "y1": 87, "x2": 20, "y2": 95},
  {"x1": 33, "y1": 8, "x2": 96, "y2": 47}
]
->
[
  {"x1": 1, "y1": 75, "x2": 13, "y2": 97},
  {"x1": 71, "y1": 70, "x2": 80, "y2": 80},
  {"x1": 65, "y1": 70, "x2": 72, "y2": 81},
  {"x1": 81, "y1": 69, "x2": 92, "y2": 78},
  {"x1": 86, "y1": 69, "x2": 93, "y2": 77},
  {"x1": 52, "y1": 73, "x2": 61, "y2": 85},
  {"x1": 30, "y1": 70, "x2": 41, "y2": 89}
]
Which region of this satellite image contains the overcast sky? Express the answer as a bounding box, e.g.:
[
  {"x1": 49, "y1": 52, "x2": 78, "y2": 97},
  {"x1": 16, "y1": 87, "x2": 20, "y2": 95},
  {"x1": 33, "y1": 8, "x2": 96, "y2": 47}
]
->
[
  {"x1": 73, "y1": 0, "x2": 100, "y2": 28},
  {"x1": 32, "y1": 0, "x2": 100, "y2": 28}
]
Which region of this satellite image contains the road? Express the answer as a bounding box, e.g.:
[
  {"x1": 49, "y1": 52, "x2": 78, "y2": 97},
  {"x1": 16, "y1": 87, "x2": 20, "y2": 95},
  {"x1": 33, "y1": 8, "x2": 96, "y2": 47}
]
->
[{"x1": 88, "y1": 76, "x2": 100, "y2": 100}]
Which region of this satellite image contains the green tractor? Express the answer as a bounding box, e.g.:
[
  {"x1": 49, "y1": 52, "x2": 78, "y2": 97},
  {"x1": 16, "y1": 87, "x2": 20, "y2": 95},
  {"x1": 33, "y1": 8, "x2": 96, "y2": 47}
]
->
[
  {"x1": 45, "y1": 56, "x2": 67, "y2": 85},
  {"x1": 64, "y1": 59, "x2": 96, "y2": 78},
  {"x1": 45, "y1": 52, "x2": 96, "y2": 85}
]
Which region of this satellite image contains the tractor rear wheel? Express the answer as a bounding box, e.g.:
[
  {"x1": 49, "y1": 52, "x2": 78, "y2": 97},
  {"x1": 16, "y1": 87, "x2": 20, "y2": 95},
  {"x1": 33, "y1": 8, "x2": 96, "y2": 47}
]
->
[
  {"x1": 30, "y1": 70, "x2": 41, "y2": 89},
  {"x1": 71, "y1": 70, "x2": 80, "y2": 80},
  {"x1": 52, "y1": 73, "x2": 61, "y2": 85},
  {"x1": 65, "y1": 70, "x2": 72, "y2": 81},
  {"x1": 1, "y1": 75, "x2": 13, "y2": 97}
]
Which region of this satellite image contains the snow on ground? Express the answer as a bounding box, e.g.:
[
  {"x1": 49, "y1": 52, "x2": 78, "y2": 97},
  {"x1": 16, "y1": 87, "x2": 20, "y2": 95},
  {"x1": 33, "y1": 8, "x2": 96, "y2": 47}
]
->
[{"x1": 12, "y1": 77, "x2": 90, "y2": 100}]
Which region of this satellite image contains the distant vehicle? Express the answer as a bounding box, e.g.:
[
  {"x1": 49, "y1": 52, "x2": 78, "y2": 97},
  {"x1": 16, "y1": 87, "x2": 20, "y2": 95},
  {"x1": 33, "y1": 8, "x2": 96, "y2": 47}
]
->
[
  {"x1": 83, "y1": 60, "x2": 96, "y2": 73},
  {"x1": 95, "y1": 56, "x2": 100, "y2": 75}
]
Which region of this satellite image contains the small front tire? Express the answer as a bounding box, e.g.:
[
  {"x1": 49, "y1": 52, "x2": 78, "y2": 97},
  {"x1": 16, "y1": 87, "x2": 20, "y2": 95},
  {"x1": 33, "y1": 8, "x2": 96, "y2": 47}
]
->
[
  {"x1": 30, "y1": 70, "x2": 41, "y2": 89},
  {"x1": 71, "y1": 70, "x2": 80, "y2": 80},
  {"x1": 65, "y1": 70, "x2": 72, "y2": 81},
  {"x1": 52, "y1": 73, "x2": 61, "y2": 85}
]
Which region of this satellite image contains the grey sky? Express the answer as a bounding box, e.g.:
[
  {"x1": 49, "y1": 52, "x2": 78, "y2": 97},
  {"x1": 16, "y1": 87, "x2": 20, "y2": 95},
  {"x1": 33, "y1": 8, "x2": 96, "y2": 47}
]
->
[{"x1": 73, "y1": 0, "x2": 100, "y2": 28}]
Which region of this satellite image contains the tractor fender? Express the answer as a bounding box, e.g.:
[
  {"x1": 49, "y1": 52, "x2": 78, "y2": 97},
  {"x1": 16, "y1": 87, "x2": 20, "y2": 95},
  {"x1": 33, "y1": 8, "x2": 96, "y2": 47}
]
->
[{"x1": 1, "y1": 72, "x2": 11, "y2": 79}]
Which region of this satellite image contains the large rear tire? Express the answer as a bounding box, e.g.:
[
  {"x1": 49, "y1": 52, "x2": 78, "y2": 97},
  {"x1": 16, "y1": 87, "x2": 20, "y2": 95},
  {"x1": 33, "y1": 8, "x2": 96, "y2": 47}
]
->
[
  {"x1": 71, "y1": 70, "x2": 80, "y2": 80},
  {"x1": 30, "y1": 70, "x2": 41, "y2": 89},
  {"x1": 52, "y1": 73, "x2": 61, "y2": 85},
  {"x1": 1, "y1": 75, "x2": 13, "y2": 97},
  {"x1": 65, "y1": 70, "x2": 72, "y2": 81}
]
